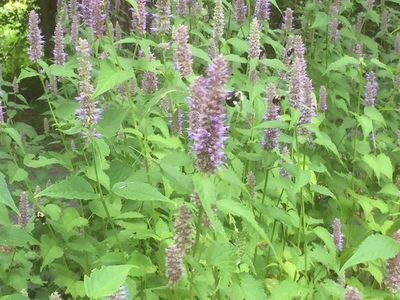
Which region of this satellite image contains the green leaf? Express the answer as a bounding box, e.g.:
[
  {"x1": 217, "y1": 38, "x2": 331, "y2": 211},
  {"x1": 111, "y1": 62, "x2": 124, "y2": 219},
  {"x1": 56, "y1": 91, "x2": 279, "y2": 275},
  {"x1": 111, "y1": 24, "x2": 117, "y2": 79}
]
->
[
  {"x1": 23, "y1": 153, "x2": 62, "y2": 168},
  {"x1": 0, "y1": 226, "x2": 38, "y2": 247},
  {"x1": 112, "y1": 182, "x2": 172, "y2": 202},
  {"x1": 259, "y1": 58, "x2": 287, "y2": 71},
  {"x1": 324, "y1": 56, "x2": 360, "y2": 74},
  {"x1": 313, "y1": 226, "x2": 336, "y2": 255},
  {"x1": 217, "y1": 199, "x2": 277, "y2": 256},
  {"x1": 193, "y1": 174, "x2": 217, "y2": 229},
  {"x1": 147, "y1": 135, "x2": 183, "y2": 149},
  {"x1": 364, "y1": 106, "x2": 386, "y2": 127},
  {"x1": 378, "y1": 183, "x2": 399, "y2": 197},
  {"x1": 36, "y1": 176, "x2": 97, "y2": 200},
  {"x1": 227, "y1": 37, "x2": 249, "y2": 54},
  {"x1": 340, "y1": 234, "x2": 400, "y2": 272},
  {"x1": 190, "y1": 45, "x2": 211, "y2": 64},
  {"x1": 160, "y1": 163, "x2": 193, "y2": 194},
  {"x1": 3, "y1": 127, "x2": 25, "y2": 154},
  {"x1": 0, "y1": 172, "x2": 19, "y2": 215},
  {"x1": 294, "y1": 170, "x2": 311, "y2": 193},
  {"x1": 40, "y1": 235, "x2": 64, "y2": 271},
  {"x1": 362, "y1": 154, "x2": 380, "y2": 182},
  {"x1": 84, "y1": 265, "x2": 134, "y2": 299},
  {"x1": 240, "y1": 273, "x2": 268, "y2": 299},
  {"x1": 8, "y1": 163, "x2": 28, "y2": 184},
  {"x1": 376, "y1": 153, "x2": 393, "y2": 181},
  {"x1": 311, "y1": 185, "x2": 337, "y2": 200},
  {"x1": 93, "y1": 60, "x2": 133, "y2": 98},
  {"x1": 310, "y1": 12, "x2": 330, "y2": 28},
  {"x1": 97, "y1": 107, "x2": 129, "y2": 138},
  {"x1": 127, "y1": 251, "x2": 157, "y2": 276},
  {"x1": 225, "y1": 54, "x2": 247, "y2": 64},
  {"x1": 269, "y1": 279, "x2": 299, "y2": 300}
]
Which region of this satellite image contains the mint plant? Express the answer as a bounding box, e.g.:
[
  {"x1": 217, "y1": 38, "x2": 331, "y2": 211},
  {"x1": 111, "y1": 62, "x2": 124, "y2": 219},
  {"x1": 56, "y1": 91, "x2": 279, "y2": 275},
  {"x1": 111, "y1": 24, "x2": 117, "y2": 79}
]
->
[{"x1": 0, "y1": 0, "x2": 399, "y2": 299}]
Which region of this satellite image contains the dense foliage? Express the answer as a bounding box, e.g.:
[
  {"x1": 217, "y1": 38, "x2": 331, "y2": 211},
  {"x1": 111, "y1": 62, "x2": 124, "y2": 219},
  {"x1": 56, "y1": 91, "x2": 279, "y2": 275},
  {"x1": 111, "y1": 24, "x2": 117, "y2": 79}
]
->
[{"x1": 0, "y1": 0, "x2": 399, "y2": 299}]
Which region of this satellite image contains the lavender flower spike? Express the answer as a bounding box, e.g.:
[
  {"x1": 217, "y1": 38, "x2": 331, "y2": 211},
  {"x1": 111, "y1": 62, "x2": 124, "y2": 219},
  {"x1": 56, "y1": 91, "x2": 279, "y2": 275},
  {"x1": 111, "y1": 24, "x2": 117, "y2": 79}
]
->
[
  {"x1": 364, "y1": 71, "x2": 377, "y2": 107},
  {"x1": 248, "y1": 18, "x2": 261, "y2": 59},
  {"x1": 130, "y1": 0, "x2": 147, "y2": 34},
  {"x1": 253, "y1": 0, "x2": 270, "y2": 23},
  {"x1": 331, "y1": 218, "x2": 344, "y2": 252},
  {"x1": 213, "y1": 0, "x2": 224, "y2": 39},
  {"x1": 155, "y1": 0, "x2": 171, "y2": 34},
  {"x1": 188, "y1": 55, "x2": 228, "y2": 174},
  {"x1": 75, "y1": 38, "x2": 102, "y2": 138},
  {"x1": 27, "y1": 10, "x2": 44, "y2": 62},
  {"x1": 233, "y1": 0, "x2": 247, "y2": 26},
  {"x1": 174, "y1": 204, "x2": 193, "y2": 254},
  {"x1": 173, "y1": 25, "x2": 192, "y2": 77},
  {"x1": 384, "y1": 230, "x2": 400, "y2": 294},
  {"x1": 18, "y1": 192, "x2": 30, "y2": 228},
  {"x1": 165, "y1": 243, "x2": 184, "y2": 287},
  {"x1": 53, "y1": 22, "x2": 66, "y2": 66},
  {"x1": 261, "y1": 83, "x2": 280, "y2": 150}
]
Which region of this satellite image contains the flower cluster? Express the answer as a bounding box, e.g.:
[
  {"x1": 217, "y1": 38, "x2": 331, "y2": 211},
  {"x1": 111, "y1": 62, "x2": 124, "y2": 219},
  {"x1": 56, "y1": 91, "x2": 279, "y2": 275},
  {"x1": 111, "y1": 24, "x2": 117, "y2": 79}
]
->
[
  {"x1": 141, "y1": 49, "x2": 158, "y2": 93},
  {"x1": 18, "y1": 192, "x2": 29, "y2": 228},
  {"x1": 27, "y1": 10, "x2": 44, "y2": 62},
  {"x1": 187, "y1": 55, "x2": 228, "y2": 174},
  {"x1": 261, "y1": 83, "x2": 280, "y2": 150},
  {"x1": 130, "y1": 0, "x2": 147, "y2": 34},
  {"x1": 344, "y1": 286, "x2": 362, "y2": 300},
  {"x1": 364, "y1": 71, "x2": 378, "y2": 107},
  {"x1": 384, "y1": 230, "x2": 400, "y2": 294},
  {"x1": 75, "y1": 38, "x2": 101, "y2": 138},
  {"x1": 318, "y1": 85, "x2": 327, "y2": 112},
  {"x1": 253, "y1": 0, "x2": 270, "y2": 23},
  {"x1": 173, "y1": 25, "x2": 192, "y2": 77},
  {"x1": 154, "y1": 0, "x2": 171, "y2": 34},
  {"x1": 165, "y1": 243, "x2": 184, "y2": 287},
  {"x1": 281, "y1": 8, "x2": 293, "y2": 33},
  {"x1": 331, "y1": 218, "x2": 344, "y2": 252},
  {"x1": 53, "y1": 22, "x2": 66, "y2": 66},
  {"x1": 329, "y1": 0, "x2": 341, "y2": 41},
  {"x1": 213, "y1": 0, "x2": 224, "y2": 39},
  {"x1": 233, "y1": 0, "x2": 247, "y2": 25},
  {"x1": 288, "y1": 35, "x2": 315, "y2": 139},
  {"x1": 246, "y1": 171, "x2": 256, "y2": 199}
]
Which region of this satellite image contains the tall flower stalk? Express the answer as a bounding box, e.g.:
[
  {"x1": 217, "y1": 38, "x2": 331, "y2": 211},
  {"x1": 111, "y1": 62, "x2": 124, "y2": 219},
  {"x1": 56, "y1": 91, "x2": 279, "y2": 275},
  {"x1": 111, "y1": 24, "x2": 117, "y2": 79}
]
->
[
  {"x1": 27, "y1": 10, "x2": 44, "y2": 62},
  {"x1": 187, "y1": 55, "x2": 228, "y2": 174},
  {"x1": 75, "y1": 38, "x2": 101, "y2": 138}
]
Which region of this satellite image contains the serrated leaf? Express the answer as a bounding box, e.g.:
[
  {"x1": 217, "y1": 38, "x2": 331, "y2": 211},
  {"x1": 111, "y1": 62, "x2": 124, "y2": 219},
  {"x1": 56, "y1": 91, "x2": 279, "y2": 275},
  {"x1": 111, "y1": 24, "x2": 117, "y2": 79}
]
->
[
  {"x1": 36, "y1": 176, "x2": 97, "y2": 200},
  {"x1": 23, "y1": 153, "x2": 62, "y2": 168},
  {"x1": 3, "y1": 128, "x2": 25, "y2": 154},
  {"x1": 340, "y1": 234, "x2": 400, "y2": 272},
  {"x1": 324, "y1": 56, "x2": 360, "y2": 74},
  {"x1": 378, "y1": 183, "x2": 399, "y2": 197},
  {"x1": 40, "y1": 235, "x2": 64, "y2": 271},
  {"x1": 0, "y1": 226, "x2": 38, "y2": 247},
  {"x1": 190, "y1": 45, "x2": 211, "y2": 64},
  {"x1": 217, "y1": 199, "x2": 276, "y2": 256},
  {"x1": 294, "y1": 170, "x2": 311, "y2": 193},
  {"x1": 240, "y1": 273, "x2": 268, "y2": 299},
  {"x1": 160, "y1": 163, "x2": 193, "y2": 194},
  {"x1": 0, "y1": 172, "x2": 18, "y2": 214},
  {"x1": 97, "y1": 107, "x2": 129, "y2": 138},
  {"x1": 84, "y1": 265, "x2": 135, "y2": 299},
  {"x1": 93, "y1": 60, "x2": 133, "y2": 98},
  {"x1": 193, "y1": 174, "x2": 217, "y2": 229},
  {"x1": 112, "y1": 182, "x2": 172, "y2": 202},
  {"x1": 313, "y1": 226, "x2": 336, "y2": 255},
  {"x1": 310, "y1": 12, "x2": 330, "y2": 28},
  {"x1": 311, "y1": 185, "x2": 337, "y2": 199},
  {"x1": 376, "y1": 153, "x2": 393, "y2": 180},
  {"x1": 362, "y1": 154, "x2": 380, "y2": 181},
  {"x1": 364, "y1": 106, "x2": 386, "y2": 127},
  {"x1": 269, "y1": 279, "x2": 299, "y2": 300}
]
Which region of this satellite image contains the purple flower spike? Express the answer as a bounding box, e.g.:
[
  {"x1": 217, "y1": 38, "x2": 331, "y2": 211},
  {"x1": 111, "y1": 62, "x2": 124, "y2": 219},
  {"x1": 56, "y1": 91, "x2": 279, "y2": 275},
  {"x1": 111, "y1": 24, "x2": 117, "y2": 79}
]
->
[
  {"x1": 253, "y1": 0, "x2": 270, "y2": 23},
  {"x1": 384, "y1": 230, "x2": 400, "y2": 294},
  {"x1": 188, "y1": 55, "x2": 228, "y2": 174},
  {"x1": 234, "y1": 0, "x2": 247, "y2": 25},
  {"x1": 27, "y1": 10, "x2": 44, "y2": 62},
  {"x1": 53, "y1": 22, "x2": 66, "y2": 66},
  {"x1": 173, "y1": 25, "x2": 192, "y2": 77},
  {"x1": 364, "y1": 71, "x2": 377, "y2": 107},
  {"x1": 331, "y1": 218, "x2": 344, "y2": 252}
]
